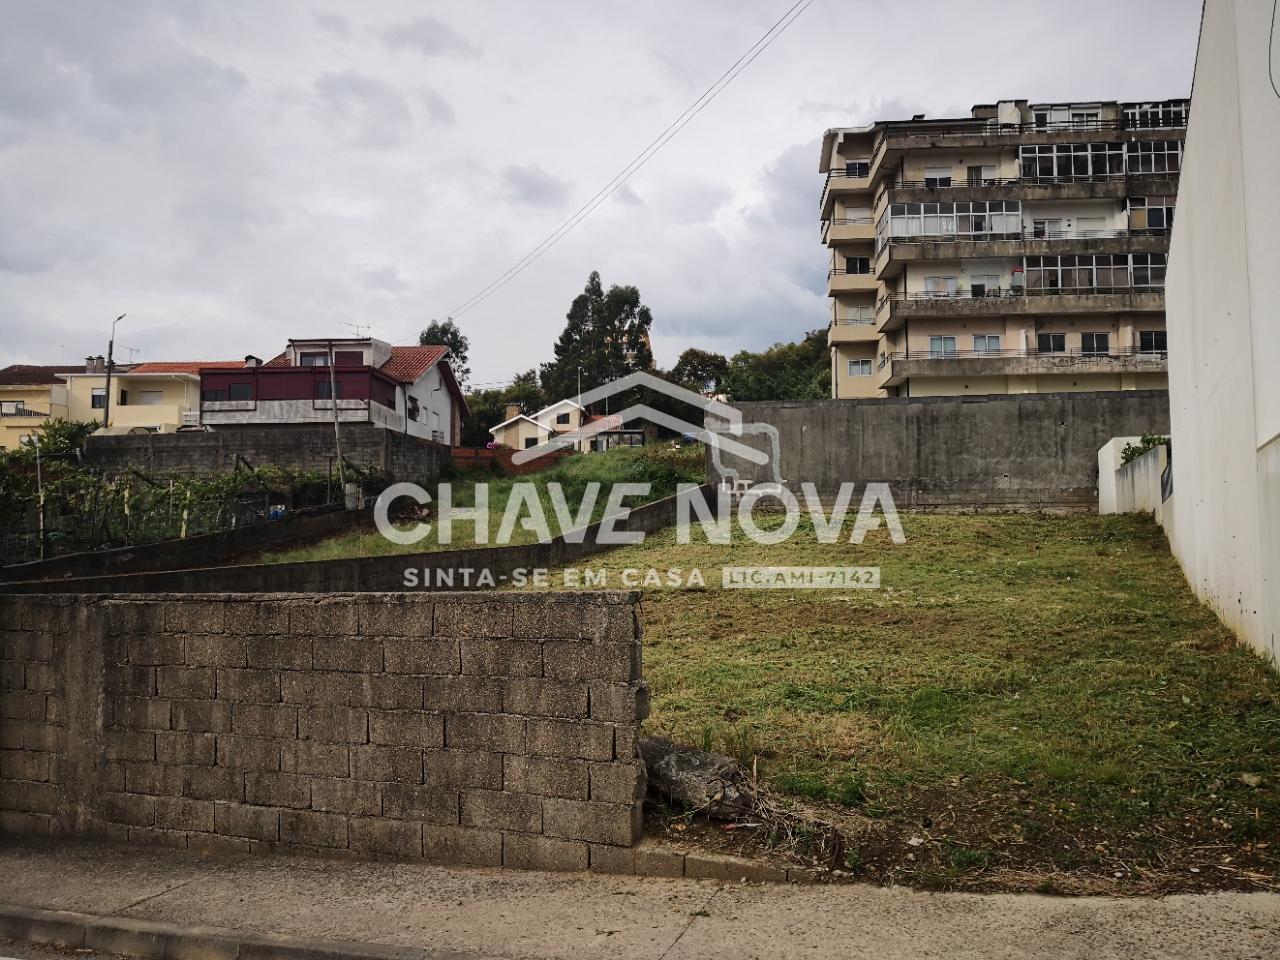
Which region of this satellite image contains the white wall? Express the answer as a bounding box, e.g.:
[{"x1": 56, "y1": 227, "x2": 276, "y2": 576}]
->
[{"x1": 1164, "y1": 0, "x2": 1280, "y2": 665}]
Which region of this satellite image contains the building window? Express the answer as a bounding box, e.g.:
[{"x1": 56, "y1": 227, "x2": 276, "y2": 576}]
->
[
  {"x1": 847, "y1": 359, "x2": 872, "y2": 377},
  {"x1": 300, "y1": 352, "x2": 329, "y2": 367},
  {"x1": 1129, "y1": 196, "x2": 1175, "y2": 231},
  {"x1": 1131, "y1": 253, "x2": 1167, "y2": 287},
  {"x1": 1038, "y1": 333, "x2": 1067, "y2": 353},
  {"x1": 556, "y1": 411, "x2": 571, "y2": 424},
  {"x1": 924, "y1": 276, "x2": 958, "y2": 297},
  {"x1": 1020, "y1": 143, "x2": 1124, "y2": 180},
  {"x1": 844, "y1": 160, "x2": 870, "y2": 178},
  {"x1": 524, "y1": 437, "x2": 538, "y2": 449},
  {"x1": 1081, "y1": 333, "x2": 1110, "y2": 355},
  {"x1": 966, "y1": 164, "x2": 996, "y2": 185},
  {"x1": 879, "y1": 201, "x2": 1020, "y2": 247},
  {"x1": 1032, "y1": 218, "x2": 1062, "y2": 238},
  {"x1": 1126, "y1": 140, "x2": 1182, "y2": 174},
  {"x1": 227, "y1": 383, "x2": 253, "y2": 401},
  {"x1": 315, "y1": 380, "x2": 343, "y2": 400},
  {"x1": 844, "y1": 304, "x2": 874, "y2": 324},
  {"x1": 1124, "y1": 102, "x2": 1187, "y2": 129},
  {"x1": 0, "y1": 400, "x2": 25, "y2": 415},
  {"x1": 928, "y1": 336, "x2": 957, "y2": 357},
  {"x1": 923, "y1": 166, "x2": 952, "y2": 188},
  {"x1": 1140, "y1": 330, "x2": 1168, "y2": 354},
  {"x1": 201, "y1": 389, "x2": 226, "y2": 402},
  {"x1": 845, "y1": 256, "x2": 871, "y2": 275},
  {"x1": 407, "y1": 396, "x2": 419, "y2": 421},
  {"x1": 91, "y1": 387, "x2": 106, "y2": 409},
  {"x1": 973, "y1": 335, "x2": 1001, "y2": 353},
  {"x1": 1025, "y1": 254, "x2": 1131, "y2": 291},
  {"x1": 969, "y1": 275, "x2": 999, "y2": 298}
]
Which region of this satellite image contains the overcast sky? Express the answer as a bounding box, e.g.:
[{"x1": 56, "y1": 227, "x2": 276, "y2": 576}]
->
[{"x1": 0, "y1": 0, "x2": 1200, "y2": 386}]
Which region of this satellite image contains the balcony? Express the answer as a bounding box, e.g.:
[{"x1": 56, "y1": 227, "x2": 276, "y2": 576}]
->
[
  {"x1": 875, "y1": 173, "x2": 1181, "y2": 208},
  {"x1": 820, "y1": 171, "x2": 873, "y2": 218},
  {"x1": 876, "y1": 286, "x2": 1166, "y2": 330},
  {"x1": 827, "y1": 269, "x2": 878, "y2": 295},
  {"x1": 821, "y1": 217, "x2": 875, "y2": 245},
  {"x1": 827, "y1": 320, "x2": 879, "y2": 345},
  {"x1": 108, "y1": 404, "x2": 187, "y2": 431},
  {"x1": 874, "y1": 228, "x2": 1170, "y2": 279},
  {"x1": 876, "y1": 346, "x2": 1169, "y2": 386}
]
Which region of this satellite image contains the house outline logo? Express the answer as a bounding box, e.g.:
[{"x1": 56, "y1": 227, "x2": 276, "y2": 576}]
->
[{"x1": 509, "y1": 371, "x2": 785, "y2": 487}]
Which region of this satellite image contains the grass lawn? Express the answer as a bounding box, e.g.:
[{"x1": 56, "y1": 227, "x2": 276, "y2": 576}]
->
[
  {"x1": 515, "y1": 512, "x2": 1280, "y2": 893},
  {"x1": 258, "y1": 446, "x2": 703, "y2": 564}
]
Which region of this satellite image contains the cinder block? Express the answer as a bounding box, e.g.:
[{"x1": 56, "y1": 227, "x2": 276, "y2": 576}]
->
[
  {"x1": 103, "y1": 602, "x2": 162, "y2": 637},
  {"x1": 310, "y1": 777, "x2": 380, "y2": 816},
  {"x1": 178, "y1": 765, "x2": 241, "y2": 803},
  {"x1": 0, "y1": 690, "x2": 46, "y2": 720},
  {"x1": 349, "y1": 817, "x2": 422, "y2": 857},
  {"x1": 369, "y1": 675, "x2": 423, "y2": 710},
  {"x1": 588, "y1": 843, "x2": 636, "y2": 875},
  {"x1": 289, "y1": 601, "x2": 359, "y2": 636},
  {"x1": 155, "y1": 731, "x2": 216, "y2": 766},
  {"x1": 216, "y1": 668, "x2": 279, "y2": 703},
  {"x1": 223, "y1": 601, "x2": 290, "y2": 636},
  {"x1": 459, "y1": 639, "x2": 542, "y2": 677},
  {"x1": 352, "y1": 744, "x2": 423, "y2": 784},
  {"x1": 380, "y1": 783, "x2": 459, "y2": 825},
  {"x1": 44, "y1": 695, "x2": 64, "y2": 724},
  {"x1": 156, "y1": 666, "x2": 215, "y2": 700},
  {"x1": 526, "y1": 718, "x2": 614, "y2": 761},
  {"x1": 460, "y1": 789, "x2": 541, "y2": 833},
  {"x1": 279, "y1": 809, "x2": 348, "y2": 849},
  {"x1": 113, "y1": 697, "x2": 172, "y2": 731},
  {"x1": 164, "y1": 601, "x2": 224, "y2": 634},
  {"x1": 22, "y1": 722, "x2": 64, "y2": 754},
  {"x1": 588, "y1": 761, "x2": 645, "y2": 803},
  {"x1": 444, "y1": 713, "x2": 525, "y2": 753},
  {"x1": 1, "y1": 630, "x2": 53, "y2": 662},
  {"x1": 421, "y1": 823, "x2": 502, "y2": 866},
  {"x1": 0, "y1": 779, "x2": 61, "y2": 814},
  {"x1": 510, "y1": 598, "x2": 596, "y2": 640},
  {"x1": 245, "y1": 771, "x2": 311, "y2": 809},
  {"x1": 588, "y1": 683, "x2": 650, "y2": 724},
  {"x1": 215, "y1": 735, "x2": 280, "y2": 771},
  {"x1": 99, "y1": 792, "x2": 155, "y2": 827},
  {"x1": 281, "y1": 741, "x2": 350, "y2": 778},
  {"x1": 502, "y1": 678, "x2": 588, "y2": 718},
  {"x1": 542, "y1": 641, "x2": 633, "y2": 683},
  {"x1": 542, "y1": 797, "x2": 639, "y2": 846},
  {"x1": 0, "y1": 660, "x2": 23, "y2": 690},
  {"x1": 503, "y1": 755, "x2": 588, "y2": 800},
  {"x1": 422, "y1": 676, "x2": 502, "y2": 713},
  {"x1": 503, "y1": 833, "x2": 588, "y2": 872},
  {"x1": 123, "y1": 762, "x2": 184, "y2": 797},
  {"x1": 312, "y1": 638, "x2": 383, "y2": 673},
  {"x1": 232, "y1": 703, "x2": 297, "y2": 739},
  {"x1": 433, "y1": 600, "x2": 513, "y2": 639},
  {"x1": 383, "y1": 639, "x2": 459, "y2": 676},
  {"x1": 245, "y1": 635, "x2": 311, "y2": 670},
  {"x1": 184, "y1": 633, "x2": 249, "y2": 668},
  {"x1": 105, "y1": 729, "x2": 155, "y2": 763},
  {"x1": 127, "y1": 634, "x2": 185, "y2": 666},
  {"x1": 357, "y1": 598, "x2": 433, "y2": 638},
  {"x1": 421, "y1": 748, "x2": 503, "y2": 790},
  {"x1": 213, "y1": 802, "x2": 278, "y2": 841},
  {"x1": 105, "y1": 666, "x2": 155, "y2": 698},
  {"x1": 299, "y1": 706, "x2": 367, "y2": 743},
  {"x1": 22, "y1": 662, "x2": 59, "y2": 692},
  {"x1": 0, "y1": 720, "x2": 23, "y2": 749},
  {"x1": 368, "y1": 710, "x2": 444, "y2": 749},
  {"x1": 171, "y1": 700, "x2": 232, "y2": 734},
  {"x1": 0, "y1": 749, "x2": 52, "y2": 782},
  {"x1": 155, "y1": 796, "x2": 216, "y2": 833}
]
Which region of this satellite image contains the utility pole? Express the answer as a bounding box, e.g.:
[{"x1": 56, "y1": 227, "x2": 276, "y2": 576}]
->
[
  {"x1": 102, "y1": 314, "x2": 126, "y2": 429},
  {"x1": 328, "y1": 340, "x2": 346, "y2": 491},
  {"x1": 34, "y1": 435, "x2": 44, "y2": 560}
]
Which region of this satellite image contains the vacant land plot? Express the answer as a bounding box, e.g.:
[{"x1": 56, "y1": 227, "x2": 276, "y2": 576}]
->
[{"x1": 519, "y1": 513, "x2": 1279, "y2": 893}]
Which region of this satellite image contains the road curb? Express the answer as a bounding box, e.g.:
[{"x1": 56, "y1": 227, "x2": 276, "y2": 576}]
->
[{"x1": 0, "y1": 903, "x2": 480, "y2": 960}]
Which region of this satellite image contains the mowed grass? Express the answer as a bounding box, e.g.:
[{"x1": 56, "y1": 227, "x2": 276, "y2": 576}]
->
[
  {"x1": 518, "y1": 512, "x2": 1280, "y2": 890},
  {"x1": 259, "y1": 445, "x2": 703, "y2": 564}
]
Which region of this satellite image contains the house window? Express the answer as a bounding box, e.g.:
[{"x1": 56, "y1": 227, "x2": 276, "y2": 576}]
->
[
  {"x1": 973, "y1": 335, "x2": 1001, "y2": 353},
  {"x1": 300, "y1": 352, "x2": 329, "y2": 367},
  {"x1": 524, "y1": 437, "x2": 538, "y2": 449},
  {"x1": 845, "y1": 257, "x2": 871, "y2": 275},
  {"x1": 315, "y1": 380, "x2": 343, "y2": 400},
  {"x1": 0, "y1": 400, "x2": 25, "y2": 415},
  {"x1": 928, "y1": 336, "x2": 957, "y2": 357},
  {"x1": 1140, "y1": 330, "x2": 1168, "y2": 354},
  {"x1": 91, "y1": 387, "x2": 106, "y2": 409},
  {"x1": 407, "y1": 396, "x2": 420, "y2": 421},
  {"x1": 844, "y1": 160, "x2": 870, "y2": 178},
  {"x1": 556, "y1": 411, "x2": 571, "y2": 425},
  {"x1": 1038, "y1": 333, "x2": 1067, "y2": 353},
  {"x1": 228, "y1": 383, "x2": 253, "y2": 402},
  {"x1": 1081, "y1": 333, "x2": 1110, "y2": 355},
  {"x1": 924, "y1": 276, "x2": 958, "y2": 297},
  {"x1": 847, "y1": 359, "x2": 872, "y2": 377},
  {"x1": 201, "y1": 389, "x2": 227, "y2": 402},
  {"x1": 137, "y1": 390, "x2": 165, "y2": 405}
]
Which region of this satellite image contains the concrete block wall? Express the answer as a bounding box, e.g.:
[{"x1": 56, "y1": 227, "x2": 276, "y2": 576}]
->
[{"x1": 0, "y1": 592, "x2": 647, "y2": 871}]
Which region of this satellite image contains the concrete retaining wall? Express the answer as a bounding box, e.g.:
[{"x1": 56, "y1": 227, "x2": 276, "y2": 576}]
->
[
  {"x1": 1106, "y1": 445, "x2": 1167, "y2": 515},
  {"x1": 0, "y1": 592, "x2": 646, "y2": 870},
  {"x1": 716, "y1": 391, "x2": 1170, "y2": 510}
]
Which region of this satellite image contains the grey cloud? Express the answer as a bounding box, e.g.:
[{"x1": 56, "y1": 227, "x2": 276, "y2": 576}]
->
[
  {"x1": 313, "y1": 12, "x2": 352, "y2": 37},
  {"x1": 361, "y1": 266, "x2": 408, "y2": 294},
  {"x1": 422, "y1": 88, "x2": 456, "y2": 126},
  {"x1": 0, "y1": 194, "x2": 97, "y2": 275},
  {"x1": 380, "y1": 17, "x2": 478, "y2": 59},
  {"x1": 613, "y1": 184, "x2": 645, "y2": 207},
  {"x1": 314, "y1": 71, "x2": 412, "y2": 148},
  {"x1": 501, "y1": 164, "x2": 571, "y2": 208}
]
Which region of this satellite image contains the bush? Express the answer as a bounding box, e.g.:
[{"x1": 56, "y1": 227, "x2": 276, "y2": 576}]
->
[{"x1": 1121, "y1": 433, "x2": 1170, "y2": 466}]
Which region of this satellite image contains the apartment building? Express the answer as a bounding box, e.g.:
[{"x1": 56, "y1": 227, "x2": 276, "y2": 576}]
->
[
  {"x1": 0, "y1": 364, "x2": 80, "y2": 452},
  {"x1": 820, "y1": 98, "x2": 1186, "y2": 398}
]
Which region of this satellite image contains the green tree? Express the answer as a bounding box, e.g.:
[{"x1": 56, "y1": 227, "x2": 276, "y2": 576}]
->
[
  {"x1": 671, "y1": 348, "x2": 729, "y2": 394},
  {"x1": 539, "y1": 271, "x2": 654, "y2": 404},
  {"x1": 459, "y1": 369, "x2": 546, "y2": 447},
  {"x1": 722, "y1": 329, "x2": 831, "y2": 402},
  {"x1": 419, "y1": 317, "x2": 471, "y2": 389}
]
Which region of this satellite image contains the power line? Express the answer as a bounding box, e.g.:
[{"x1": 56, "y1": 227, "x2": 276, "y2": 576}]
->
[{"x1": 430, "y1": 0, "x2": 816, "y2": 329}]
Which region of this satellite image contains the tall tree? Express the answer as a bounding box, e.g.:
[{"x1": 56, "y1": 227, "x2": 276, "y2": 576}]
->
[
  {"x1": 539, "y1": 272, "x2": 654, "y2": 404},
  {"x1": 671, "y1": 348, "x2": 729, "y2": 395},
  {"x1": 419, "y1": 318, "x2": 471, "y2": 389},
  {"x1": 459, "y1": 369, "x2": 545, "y2": 448},
  {"x1": 722, "y1": 329, "x2": 831, "y2": 402}
]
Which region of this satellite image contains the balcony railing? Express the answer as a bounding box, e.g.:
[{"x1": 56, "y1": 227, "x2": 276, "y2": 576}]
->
[
  {"x1": 820, "y1": 216, "x2": 874, "y2": 240},
  {"x1": 831, "y1": 317, "x2": 876, "y2": 326},
  {"x1": 879, "y1": 346, "x2": 1169, "y2": 368},
  {"x1": 878, "y1": 226, "x2": 1170, "y2": 247},
  {"x1": 0, "y1": 407, "x2": 52, "y2": 419},
  {"x1": 877, "y1": 285, "x2": 1164, "y2": 309},
  {"x1": 828, "y1": 269, "x2": 875, "y2": 278}
]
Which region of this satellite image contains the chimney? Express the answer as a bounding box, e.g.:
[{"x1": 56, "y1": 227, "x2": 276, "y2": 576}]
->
[
  {"x1": 244, "y1": 355, "x2": 262, "y2": 368},
  {"x1": 504, "y1": 403, "x2": 522, "y2": 420},
  {"x1": 85, "y1": 356, "x2": 105, "y2": 374},
  {"x1": 85, "y1": 357, "x2": 96, "y2": 373}
]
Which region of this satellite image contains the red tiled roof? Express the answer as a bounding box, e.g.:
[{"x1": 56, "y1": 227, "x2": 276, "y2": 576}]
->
[
  {"x1": 128, "y1": 360, "x2": 245, "y2": 374},
  {"x1": 584, "y1": 414, "x2": 625, "y2": 430},
  {"x1": 263, "y1": 352, "x2": 290, "y2": 368},
  {"x1": 379, "y1": 345, "x2": 447, "y2": 384},
  {"x1": 0, "y1": 364, "x2": 84, "y2": 386}
]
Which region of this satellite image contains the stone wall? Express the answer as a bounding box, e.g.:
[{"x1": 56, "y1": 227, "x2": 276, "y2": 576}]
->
[
  {"x1": 82, "y1": 424, "x2": 449, "y2": 486},
  {"x1": 0, "y1": 592, "x2": 646, "y2": 871},
  {"x1": 714, "y1": 391, "x2": 1171, "y2": 510}
]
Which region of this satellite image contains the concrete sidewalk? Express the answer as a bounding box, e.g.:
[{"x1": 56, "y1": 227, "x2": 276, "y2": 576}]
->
[{"x1": 0, "y1": 839, "x2": 1277, "y2": 960}]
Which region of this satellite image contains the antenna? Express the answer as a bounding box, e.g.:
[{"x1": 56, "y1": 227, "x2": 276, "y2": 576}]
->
[
  {"x1": 344, "y1": 321, "x2": 370, "y2": 338},
  {"x1": 120, "y1": 345, "x2": 141, "y2": 362}
]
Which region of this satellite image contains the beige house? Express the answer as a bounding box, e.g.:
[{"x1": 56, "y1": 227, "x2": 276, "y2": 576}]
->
[
  {"x1": 821, "y1": 97, "x2": 1185, "y2": 398},
  {"x1": 490, "y1": 398, "x2": 643, "y2": 452},
  {"x1": 62, "y1": 358, "x2": 244, "y2": 434},
  {"x1": 0, "y1": 364, "x2": 80, "y2": 452}
]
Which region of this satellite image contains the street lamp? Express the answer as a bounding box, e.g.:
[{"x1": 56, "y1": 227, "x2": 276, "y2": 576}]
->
[{"x1": 102, "y1": 313, "x2": 126, "y2": 428}]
